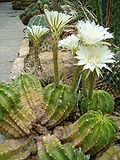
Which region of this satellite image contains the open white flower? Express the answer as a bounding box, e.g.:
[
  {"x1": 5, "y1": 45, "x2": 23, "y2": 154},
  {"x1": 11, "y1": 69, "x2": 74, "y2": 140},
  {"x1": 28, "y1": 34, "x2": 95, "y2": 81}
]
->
[
  {"x1": 75, "y1": 46, "x2": 115, "y2": 76},
  {"x1": 77, "y1": 20, "x2": 113, "y2": 46},
  {"x1": 59, "y1": 34, "x2": 79, "y2": 55},
  {"x1": 44, "y1": 9, "x2": 72, "y2": 35},
  {"x1": 26, "y1": 25, "x2": 49, "y2": 42}
]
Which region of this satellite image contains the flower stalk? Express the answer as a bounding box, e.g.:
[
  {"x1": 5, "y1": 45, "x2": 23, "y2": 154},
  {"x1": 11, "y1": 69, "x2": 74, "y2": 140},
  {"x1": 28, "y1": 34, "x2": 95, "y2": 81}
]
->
[
  {"x1": 52, "y1": 35, "x2": 59, "y2": 87},
  {"x1": 72, "y1": 66, "x2": 81, "y2": 91},
  {"x1": 82, "y1": 70, "x2": 87, "y2": 96},
  {"x1": 88, "y1": 71, "x2": 95, "y2": 100},
  {"x1": 33, "y1": 41, "x2": 43, "y2": 72}
]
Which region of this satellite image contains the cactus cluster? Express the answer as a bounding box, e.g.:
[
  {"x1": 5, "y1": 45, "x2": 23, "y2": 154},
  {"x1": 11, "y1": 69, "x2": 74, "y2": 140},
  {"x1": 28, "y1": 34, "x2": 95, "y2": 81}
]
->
[
  {"x1": 81, "y1": 90, "x2": 114, "y2": 114},
  {"x1": 0, "y1": 74, "x2": 117, "y2": 159},
  {"x1": 55, "y1": 110, "x2": 116, "y2": 155}
]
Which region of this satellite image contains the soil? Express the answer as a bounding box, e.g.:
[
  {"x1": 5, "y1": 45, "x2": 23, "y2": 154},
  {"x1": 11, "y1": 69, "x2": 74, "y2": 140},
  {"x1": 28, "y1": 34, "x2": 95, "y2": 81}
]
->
[{"x1": 24, "y1": 46, "x2": 76, "y2": 86}]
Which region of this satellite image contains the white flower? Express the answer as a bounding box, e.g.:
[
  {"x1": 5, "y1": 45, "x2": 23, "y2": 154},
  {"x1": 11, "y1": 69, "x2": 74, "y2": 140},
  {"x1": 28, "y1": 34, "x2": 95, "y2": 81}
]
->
[
  {"x1": 77, "y1": 20, "x2": 113, "y2": 46},
  {"x1": 44, "y1": 9, "x2": 72, "y2": 35},
  {"x1": 59, "y1": 34, "x2": 79, "y2": 54},
  {"x1": 75, "y1": 46, "x2": 115, "y2": 76},
  {"x1": 26, "y1": 25, "x2": 49, "y2": 42}
]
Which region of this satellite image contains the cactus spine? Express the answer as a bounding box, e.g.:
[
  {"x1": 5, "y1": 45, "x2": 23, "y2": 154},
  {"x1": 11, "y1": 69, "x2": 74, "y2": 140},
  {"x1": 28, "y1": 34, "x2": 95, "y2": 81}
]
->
[
  {"x1": 56, "y1": 110, "x2": 116, "y2": 155},
  {"x1": 81, "y1": 90, "x2": 114, "y2": 114}
]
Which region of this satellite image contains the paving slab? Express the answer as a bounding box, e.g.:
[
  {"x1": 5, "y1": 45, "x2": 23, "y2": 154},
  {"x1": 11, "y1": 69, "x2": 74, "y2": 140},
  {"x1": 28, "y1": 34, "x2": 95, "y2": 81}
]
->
[{"x1": 0, "y1": 2, "x2": 25, "y2": 82}]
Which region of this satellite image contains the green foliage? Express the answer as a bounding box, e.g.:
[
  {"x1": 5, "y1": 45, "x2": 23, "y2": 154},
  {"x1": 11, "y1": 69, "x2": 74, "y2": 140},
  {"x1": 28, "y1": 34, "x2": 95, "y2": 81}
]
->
[
  {"x1": 37, "y1": 135, "x2": 88, "y2": 160},
  {"x1": 58, "y1": 110, "x2": 116, "y2": 155},
  {"x1": 92, "y1": 0, "x2": 103, "y2": 25},
  {"x1": 41, "y1": 83, "x2": 77, "y2": 127},
  {"x1": 81, "y1": 90, "x2": 114, "y2": 114},
  {"x1": 113, "y1": 0, "x2": 120, "y2": 47},
  {"x1": 28, "y1": 14, "x2": 47, "y2": 27}
]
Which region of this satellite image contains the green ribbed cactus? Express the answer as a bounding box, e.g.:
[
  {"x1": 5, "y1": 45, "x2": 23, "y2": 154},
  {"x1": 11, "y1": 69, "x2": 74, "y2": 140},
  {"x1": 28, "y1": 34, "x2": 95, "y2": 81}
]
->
[
  {"x1": 55, "y1": 110, "x2": 116, "y2": 155},
  {"x1": 0, "y1": 137, "x2": 33, "y2": 160},
  {"x1": 0, "y1": 82, "x2": 34, "y2": 138},
  {"x1": 41, "y1": 83, "x2": 77, "y2": 127},
  {"x1": 96, "y1": 145, "x2": 120, "y2": 160},
  {"x1": 14, "y1": 73, "x2": 45, "y2": 119},
  {"x1": 37, "y1": 135, "x2": 88, "y2": 160},
  {"x1": 81, "y1": 90, "x2": 114, "y2": 114},
  {"x1": 28, "y1": 15, "x2": 47, "y2": 27}
]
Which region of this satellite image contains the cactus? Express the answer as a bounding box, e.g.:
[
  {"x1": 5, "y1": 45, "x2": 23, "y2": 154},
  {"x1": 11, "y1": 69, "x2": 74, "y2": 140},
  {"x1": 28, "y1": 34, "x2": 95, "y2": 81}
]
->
[
  {"x1": 14, "y1": 73, "x2": 46, "y2": 119},
  {"x1": 96, "y1": 145, "x2": 120, "y2": 160},
  {"x1": 41, "y1": 83, "x2": 77, "y2": 127},
  {"x1": 19, "y1": 0, "x2": 49, "y2": 25},
  {"x1": 37, "y1": 135, "x2": 88, "y2": 160},
  {"x1": 19, "y1": 3, "x2": 40, "y2": 25},
  {"x1": 55, "y1": 110, "x2": 116, "y2": 155},
  {"x1": 0, "y1": 74, "x2": 117, "y2": 158},
  {"x1": 0, "y1": 137, "x2": 33, "y2": 160},
  {"x1": 81, "y1": 90, "x2": 114, "y2": 114},
  {"x1": 28, "y1": 14, "x2": 47, "y2": 28}
]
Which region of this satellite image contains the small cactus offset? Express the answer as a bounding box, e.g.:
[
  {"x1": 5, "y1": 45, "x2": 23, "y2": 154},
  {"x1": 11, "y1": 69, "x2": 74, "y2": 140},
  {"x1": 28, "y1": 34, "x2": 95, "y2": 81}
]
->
[
  {"x1": 37, "y1": 135, "x2": 88, "y2": 160},
  {"x1": 41, "y1": 83, "x2": 77, "y2": 127},
  {"x1": 55, "y1": 110, "x2": 116, "y2": 155},
  {"x1": 81, "y1": 90, "x2": 114, "y2": 114}
]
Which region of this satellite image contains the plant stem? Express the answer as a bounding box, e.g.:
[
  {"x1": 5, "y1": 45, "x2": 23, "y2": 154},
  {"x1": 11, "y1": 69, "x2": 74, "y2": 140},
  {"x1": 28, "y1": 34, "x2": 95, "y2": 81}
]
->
[
  {"x1": 88, "y1": 71, "x2": 95, "y2": 100},
  {"x1": 82, "y1": 70, "x2": 87, "y2": 96},
  {"x1": 72, "y1": 65, "x2": 81, "y2": 91},
  {"x1": 52, "y1": 35, "x2": 59, "y2": 87},
  {"x1": 34, "y1": 42, "x2": 42, "y2": 71}
]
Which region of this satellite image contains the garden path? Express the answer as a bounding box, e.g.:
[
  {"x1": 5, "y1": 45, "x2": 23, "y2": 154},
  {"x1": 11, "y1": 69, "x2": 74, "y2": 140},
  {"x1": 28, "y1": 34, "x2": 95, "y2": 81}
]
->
[{"x1": 0, "y1": 2, "x2": 24, "y2": 82}]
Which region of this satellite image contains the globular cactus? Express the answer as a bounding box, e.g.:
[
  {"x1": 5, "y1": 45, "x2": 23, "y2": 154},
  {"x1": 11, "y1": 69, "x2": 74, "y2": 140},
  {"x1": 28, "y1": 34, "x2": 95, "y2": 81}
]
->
[
  {"x1": 28, "y1": 15, "x2": 47, "y2": 28},
  {"x1": 37, "y1": 135, "x2": 88, "y2": 160},
  {"x1": 81, "y1": 90, "x2": 114, "y2": 114},
  {"x1": 41, "y1": 83, "x2": 77, "y2": 127},
  {"x1": 55, "y1": 110, "x2": 116, "y2": 155}
]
